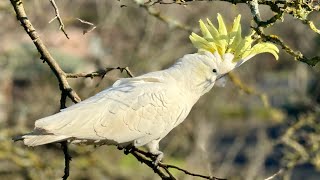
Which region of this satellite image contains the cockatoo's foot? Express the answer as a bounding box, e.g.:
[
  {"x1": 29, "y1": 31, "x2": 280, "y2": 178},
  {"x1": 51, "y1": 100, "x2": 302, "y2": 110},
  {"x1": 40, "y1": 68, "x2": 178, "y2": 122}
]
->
[
  {"x1": 146, "y1": 139, "x2": 163, "y2": 166},
  {"x1": 151, "y1": 150, "x2": 163, "y2": 166}
]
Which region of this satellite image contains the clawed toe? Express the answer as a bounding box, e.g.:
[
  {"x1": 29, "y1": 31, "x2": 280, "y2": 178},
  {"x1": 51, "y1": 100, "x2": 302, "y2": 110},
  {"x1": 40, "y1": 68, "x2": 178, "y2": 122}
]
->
[
  {"x1": 152, "y1": 152, "x2": 163, "y2": 167},
  {"x1": 146, "y1": 140, "x2": 164, "y2": 167}
]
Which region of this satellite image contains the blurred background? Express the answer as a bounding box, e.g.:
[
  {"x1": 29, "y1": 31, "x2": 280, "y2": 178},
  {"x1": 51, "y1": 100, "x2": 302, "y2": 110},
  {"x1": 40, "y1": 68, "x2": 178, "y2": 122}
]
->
[{"x1": 0, "y1": 0, "x2": 320, "y2": 179}]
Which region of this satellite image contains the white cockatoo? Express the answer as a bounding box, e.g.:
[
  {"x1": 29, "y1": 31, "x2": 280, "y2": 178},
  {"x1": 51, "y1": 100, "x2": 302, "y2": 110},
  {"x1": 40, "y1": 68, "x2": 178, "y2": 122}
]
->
[{"x1": 15, "y1": 14, "x2": 279, "y2": 164}]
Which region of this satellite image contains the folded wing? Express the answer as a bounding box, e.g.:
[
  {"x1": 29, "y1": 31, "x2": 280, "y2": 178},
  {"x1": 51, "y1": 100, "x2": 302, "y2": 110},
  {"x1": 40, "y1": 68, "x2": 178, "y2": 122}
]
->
[{"x1": 24, "y1": 76, "x2": 188, "y2": 147}]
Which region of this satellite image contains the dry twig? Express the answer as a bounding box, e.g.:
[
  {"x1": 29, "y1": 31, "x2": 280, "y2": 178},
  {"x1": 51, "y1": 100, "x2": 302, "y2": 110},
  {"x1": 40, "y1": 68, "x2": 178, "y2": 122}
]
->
[{"x1": 49, "y1": 0, "x2": 69, "y2": 39}]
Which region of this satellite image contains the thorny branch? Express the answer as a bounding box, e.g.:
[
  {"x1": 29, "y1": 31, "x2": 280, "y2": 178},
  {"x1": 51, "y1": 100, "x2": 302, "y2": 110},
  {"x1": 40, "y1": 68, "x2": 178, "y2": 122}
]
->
[{"x1": 48, "y1": 0, "x2": 69, "y2": 39}]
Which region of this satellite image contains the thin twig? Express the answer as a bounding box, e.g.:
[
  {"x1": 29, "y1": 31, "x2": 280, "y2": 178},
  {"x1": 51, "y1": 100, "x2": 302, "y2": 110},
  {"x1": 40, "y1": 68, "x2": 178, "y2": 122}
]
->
[
  {"x1": 162, "y1": 163, "x2": 226, "y2": 180},
  {"x1": 76, "y1": 18, "x2": 97, "y2": 35},
  {"x1": 66, "y1": 67, "x2": 134, "y2": 79},
  {"x1": 125, "y1": 147, "x2": 226, "y2": 180},
  {"x1": 138, "y1": 3, "x2": 194, "y2": 32},
  {"x1": 49, "y1": 0, "x2": 69, "y2": 39},
  {"x1": 120, "y1": 67, "x2": 134, "y2": 78}
]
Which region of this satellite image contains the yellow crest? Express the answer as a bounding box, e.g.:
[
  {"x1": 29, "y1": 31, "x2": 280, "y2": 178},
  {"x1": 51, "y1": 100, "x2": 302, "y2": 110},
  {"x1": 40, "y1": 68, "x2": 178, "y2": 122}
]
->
[{"x1": 189, "y1": 14, "x2": 279, "y2": 62}]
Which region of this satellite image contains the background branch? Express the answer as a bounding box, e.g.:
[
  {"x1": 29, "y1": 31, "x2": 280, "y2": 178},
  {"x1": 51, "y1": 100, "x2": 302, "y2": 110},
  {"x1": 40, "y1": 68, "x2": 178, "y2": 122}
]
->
[{"x1": 48, "y1": 0, "x2": 69, "y2": 39}]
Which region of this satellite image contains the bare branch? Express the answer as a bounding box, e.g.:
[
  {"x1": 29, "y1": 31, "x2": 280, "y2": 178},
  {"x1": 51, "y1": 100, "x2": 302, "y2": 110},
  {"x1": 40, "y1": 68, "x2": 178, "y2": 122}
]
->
[
  {"x1": 49, "y1": 0, "x2": 69, "y2": 39},
  {"x1": 123, "y1": 147, "x2": 226, "y2": 180},
  {"x1": 124, "y1": 147, "x2": 171, "y2": 180},
  {"x1": 10, "y1": 0, "x2": 81, "y2": 104}
]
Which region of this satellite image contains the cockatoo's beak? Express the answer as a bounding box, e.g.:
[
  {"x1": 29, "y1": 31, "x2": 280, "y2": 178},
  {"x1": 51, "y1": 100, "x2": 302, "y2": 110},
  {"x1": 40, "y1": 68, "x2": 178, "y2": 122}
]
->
[
  {"x1": 216, "y1": 53, "x2": 254, "y2": 80},
  {"x1": 217, "y1": 73, "x2": 226, "y2": 80}
]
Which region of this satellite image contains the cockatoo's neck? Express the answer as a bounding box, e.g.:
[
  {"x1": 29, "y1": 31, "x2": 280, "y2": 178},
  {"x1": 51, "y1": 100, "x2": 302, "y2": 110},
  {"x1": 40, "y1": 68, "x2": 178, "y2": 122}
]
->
[{"x1": 164, "y1": 53, "x2": 217, "y2": 103}]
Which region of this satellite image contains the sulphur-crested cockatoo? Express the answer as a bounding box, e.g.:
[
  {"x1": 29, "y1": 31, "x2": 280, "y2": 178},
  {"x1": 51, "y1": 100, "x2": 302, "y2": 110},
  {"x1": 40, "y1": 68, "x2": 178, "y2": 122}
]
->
[{"x1": 15, "y1": 14, "x2": 278, "y2": 164}]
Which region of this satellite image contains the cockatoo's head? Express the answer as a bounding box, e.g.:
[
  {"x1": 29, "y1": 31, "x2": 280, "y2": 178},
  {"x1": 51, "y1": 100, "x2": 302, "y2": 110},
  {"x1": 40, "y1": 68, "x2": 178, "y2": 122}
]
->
[{"x1": 189, "y1": 14, "x2": 279, "y2": 79}]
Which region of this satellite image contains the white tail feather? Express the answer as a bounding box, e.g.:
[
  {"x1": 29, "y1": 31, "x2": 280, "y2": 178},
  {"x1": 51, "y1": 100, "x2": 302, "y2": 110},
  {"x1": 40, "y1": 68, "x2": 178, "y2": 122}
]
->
[{"x1": 22, "y1": 134, "x2": 70, "y2": 146}]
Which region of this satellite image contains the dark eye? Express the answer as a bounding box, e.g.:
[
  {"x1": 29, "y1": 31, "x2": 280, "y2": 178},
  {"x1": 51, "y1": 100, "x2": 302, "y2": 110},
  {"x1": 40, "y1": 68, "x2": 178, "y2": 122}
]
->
[{"x1": 212, "y1": 69, "x2": 217, "y2": 73}]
